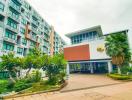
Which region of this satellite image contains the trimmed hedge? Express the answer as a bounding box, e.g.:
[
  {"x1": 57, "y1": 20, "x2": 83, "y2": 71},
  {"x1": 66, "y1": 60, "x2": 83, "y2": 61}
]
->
[{"x1": 108, "y1": 74, "x2": 131, "y2": 80}]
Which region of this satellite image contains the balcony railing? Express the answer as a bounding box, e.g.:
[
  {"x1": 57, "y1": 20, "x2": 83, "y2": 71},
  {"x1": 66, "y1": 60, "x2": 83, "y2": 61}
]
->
[
  {"x1": 6, "y1": 25, "x2": 19, "y2": 33},
  {"x1": 3, "y1": 36, "x2": 16, "y2": 44},
  {"x1": 8, "y1": 13, "x2": 20, "y2": 23},
  {"x1": 9, "y1": 1, "x2": 21, "y2": 13}
]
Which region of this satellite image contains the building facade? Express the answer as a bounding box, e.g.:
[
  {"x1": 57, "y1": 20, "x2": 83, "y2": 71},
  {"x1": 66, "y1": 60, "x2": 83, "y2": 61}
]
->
[
  {"x1": 0, "y1": 0, "x2": 65, "y2": 57},
  {"x1": 64, "y1": 26, "x2": 132, "y2": 75}
]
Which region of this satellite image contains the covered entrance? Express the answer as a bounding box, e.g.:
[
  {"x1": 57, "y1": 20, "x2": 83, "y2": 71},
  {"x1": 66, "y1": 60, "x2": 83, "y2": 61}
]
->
[{"x1": 66, "y1": 60, "x2": 113, "y2": 76}]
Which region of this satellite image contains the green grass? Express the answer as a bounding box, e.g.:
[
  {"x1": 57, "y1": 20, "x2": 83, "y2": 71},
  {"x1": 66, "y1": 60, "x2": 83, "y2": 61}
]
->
[{"x1": 20, "y1": 81, "x2": 60, "y2": 94}]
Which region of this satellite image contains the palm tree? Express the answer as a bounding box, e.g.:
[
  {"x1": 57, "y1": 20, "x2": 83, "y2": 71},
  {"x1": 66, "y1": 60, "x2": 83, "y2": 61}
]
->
[{"x1": 105, "y1": 32, "x2": 130, "y2": 74}]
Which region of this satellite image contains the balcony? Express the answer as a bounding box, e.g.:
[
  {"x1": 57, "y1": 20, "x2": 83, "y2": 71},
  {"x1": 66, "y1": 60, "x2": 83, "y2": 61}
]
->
[
  {"x1": 1, "y1": 50, "x2": 16, "y2": 55},
  {"x1": 44, "y1": 36, "x2": 49, "y2": 41},
  {"x1": 0, "y1": 21, "x2": 4, "y2": 28},
  {"x1": 32, "y1": 20, "x2": 39, "y2": 26},
  {"x1": 6, "y1": 25, "x2": 19, "y2": 33},
  {"x1": 8, "y1": 13, "x2": 20, "y2": 23},
  {"x1": 16, "y1": 0, "x2": 22, "y2": 5},
  {"x1": 32, "y1": 27, "x2": 38, "y2": 34},
  {"x1": 3, "y1": 36, "x2": 16, "y2": 44},
  {"x1": 9, "y1": 1, "x2": 21, "y2": 13}
]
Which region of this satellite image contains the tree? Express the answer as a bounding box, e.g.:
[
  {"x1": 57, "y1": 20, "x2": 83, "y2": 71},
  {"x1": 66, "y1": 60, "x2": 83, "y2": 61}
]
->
[
  {"x1": 105, "y1": 32, "x2": 131, "y2": 74},
  {"x1": 43, "y1": 54, "x2": 67, "y2": 84},
  {"x1": 23, "y1": 48, "x2": 48, "y2": 76},
  {"x1": 0, "y1": 53, "x2": 23, "y2": 83}
]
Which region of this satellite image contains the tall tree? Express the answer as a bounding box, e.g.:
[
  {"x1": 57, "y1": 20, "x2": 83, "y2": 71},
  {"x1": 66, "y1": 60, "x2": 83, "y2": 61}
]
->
[{"x1": 105, "y1": 32, "x2": 131, "y2": 74}]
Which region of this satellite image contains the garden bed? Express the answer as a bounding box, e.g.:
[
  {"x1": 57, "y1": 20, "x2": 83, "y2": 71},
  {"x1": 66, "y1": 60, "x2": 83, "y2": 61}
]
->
[
  {"x1": 2, "y1": 81, "x2": 68, "y2": 99},
  {"x1": 107, "y1": 73, "x2": 132, "y2": 81}
]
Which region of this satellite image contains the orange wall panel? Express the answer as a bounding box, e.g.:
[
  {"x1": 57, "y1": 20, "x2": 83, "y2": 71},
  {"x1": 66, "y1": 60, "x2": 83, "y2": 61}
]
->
[{"x1": 64, "y1": 44, "x2": 90, "y2": 61}]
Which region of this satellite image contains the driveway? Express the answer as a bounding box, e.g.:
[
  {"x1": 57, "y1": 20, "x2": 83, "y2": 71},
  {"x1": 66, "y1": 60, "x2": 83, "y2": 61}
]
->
[
  {"x1": 6, "y1": 74, "x2": 132, "y2": 100},
  {"x1": 61, "y1": 74, "x2": 122, "y2": 92}
]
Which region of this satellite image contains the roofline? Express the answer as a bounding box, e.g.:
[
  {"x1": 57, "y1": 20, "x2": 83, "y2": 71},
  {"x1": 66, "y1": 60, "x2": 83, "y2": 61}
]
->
[
  {"x1": 65, "y1": 25, "x2": 103, "y2": 38},
  {"x1": 103, "y1": 29, "x2": 129, "y2": 36}
]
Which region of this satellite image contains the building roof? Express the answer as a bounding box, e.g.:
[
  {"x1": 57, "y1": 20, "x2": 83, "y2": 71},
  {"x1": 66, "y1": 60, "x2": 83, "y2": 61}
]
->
[
  {"x1": 103, "y1": 29, "x2": 129, "y2": 36},
  {"x1": 65, "y1": 25, "x2": 103, "y2": 38}
]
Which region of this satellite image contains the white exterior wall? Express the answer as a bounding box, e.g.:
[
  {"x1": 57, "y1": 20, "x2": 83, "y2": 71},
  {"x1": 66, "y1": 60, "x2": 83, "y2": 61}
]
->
[{"x1": 88, "y1": 38, "x2": 110, "y2": 60}]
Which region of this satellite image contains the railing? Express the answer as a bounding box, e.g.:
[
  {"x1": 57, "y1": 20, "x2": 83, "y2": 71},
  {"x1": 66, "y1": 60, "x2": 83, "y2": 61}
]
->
[
  {"x1": 9, "y1": 1, "x2": 21, "y2": 13},
  {"x1": 8, "y1": 13, "x2": 20, "y2": 22},
  {"x1": 3, "y1": 36, "x2": 16, "y2": 44},
  {"x1": 6, "y1": 25, "x2": 19, "y2": 33}
]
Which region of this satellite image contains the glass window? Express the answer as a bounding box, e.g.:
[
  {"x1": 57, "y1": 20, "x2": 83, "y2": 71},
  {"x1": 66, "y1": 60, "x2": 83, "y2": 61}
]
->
[
  {"x1": 22, "y1": 38, "x2": 27, "y2": 45},
  {"x1": 3, "y1": 42, "x2": 14, "y2": 51},
  {"x1": 5, "y1": 30, "x2": 16, "y2": 40},
  {"x1": 20, "y1": 27, "x2": 25, "y2": 34},
  {"x1": 7, "y1": 18, "x2": 17, "y2": 29},
  {"x1": 0, "y1": 2, "x2": 4, "y2": 12},
  {"x1": 17, "y1": 47, "x2": 23, "y2": 55}
]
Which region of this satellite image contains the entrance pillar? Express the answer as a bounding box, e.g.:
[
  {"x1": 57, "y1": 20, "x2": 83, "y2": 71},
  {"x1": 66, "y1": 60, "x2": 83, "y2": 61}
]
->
[
  {"x1": 108, "y1": 61, "x2": 113, "y2": 73},
  {"x1": 90, "y1": 63, "x2": 94, "y2": 74},
  {"x1": 66, "y1": 63, "x2": 70, "y2": 79}
]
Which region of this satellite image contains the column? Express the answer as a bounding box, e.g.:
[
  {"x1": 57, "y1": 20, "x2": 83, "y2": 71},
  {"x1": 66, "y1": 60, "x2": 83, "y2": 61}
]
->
[
  {"x1": 108, "y1": 61, "x2": 113, "y2": 73},
  {"x1": 66, "y1": 63, "x2": 70, "y2": 79},
  {"x1": 90, "y1": 62, "x2": 94, "y2": 74}
]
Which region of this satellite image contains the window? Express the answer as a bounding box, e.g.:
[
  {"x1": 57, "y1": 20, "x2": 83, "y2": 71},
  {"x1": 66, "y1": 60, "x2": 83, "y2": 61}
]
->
[
  {"x1": 22, "y1": 38, "x2": 27, "y2": 45},
  {"x1": 21, "y1": 18, "x2": 27, "y2": 25},
  {"x1": 20, "y1": 27, "x2": 25, "y2": 34},
  {"x1": 9, "y1": 9, "x2": 19, "y2": 19},
  {"x1": 7, "y1": 18, "x2": 17, "y2": 29},
  {"x1": 17, "y1": 47, "x2": 23, "y2": 55},
  {"x1": 0, "y1": 2, "x2": 4, "y2": 12},
  {"x1": 5, "y1": 30, "x2": 16, "y2": 40},
  {"x1": 30, "y1": 41, "x2": 35, "y2": 47},
  {"x1": 3, "y1": 42, "x2": 14, "y2": 51}
]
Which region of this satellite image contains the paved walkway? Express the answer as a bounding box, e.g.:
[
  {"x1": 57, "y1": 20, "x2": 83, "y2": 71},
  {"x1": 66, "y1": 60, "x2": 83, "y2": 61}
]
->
[
  {"x1": 6, "y1": 74, "x2": 132, "y2": 100},
  {"x1": 61, "y1": 74, "x2": 122, "y2": 92}
]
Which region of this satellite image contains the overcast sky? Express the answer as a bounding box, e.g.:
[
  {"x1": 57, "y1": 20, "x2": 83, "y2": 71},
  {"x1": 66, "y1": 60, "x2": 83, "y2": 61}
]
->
[{"x1": 27, "y1": 0, "x2": 132, "y2": 43}]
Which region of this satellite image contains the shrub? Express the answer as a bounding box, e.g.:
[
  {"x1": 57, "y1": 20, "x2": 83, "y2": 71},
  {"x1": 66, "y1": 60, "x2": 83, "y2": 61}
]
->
[
  {"x1": 0, "y1": 80, "x2": 8, "y2": 93},
  {"x1": 108, "y1": 73, "x2": 130, "y2": 80},
  {"x1": 14, "y1": 80, "x2": 32, "y2": 92}
]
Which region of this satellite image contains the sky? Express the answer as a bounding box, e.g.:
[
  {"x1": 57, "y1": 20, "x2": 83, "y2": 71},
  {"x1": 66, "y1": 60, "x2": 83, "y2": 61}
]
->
[{"x1": 27, "y1": 0, "x2": 132, "y2": 44}]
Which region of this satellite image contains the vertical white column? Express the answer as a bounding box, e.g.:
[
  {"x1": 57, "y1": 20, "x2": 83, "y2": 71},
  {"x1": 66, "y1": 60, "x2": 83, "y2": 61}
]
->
[
  {"x1": 108, "y1": 61, "x2": 112, "y2": 73},
  {"x1": 90, "y1": 63, "x2": 94, "y2": 74},
  {"x1": 66, "y1": 63, "x2": 70, "y2": 79}
]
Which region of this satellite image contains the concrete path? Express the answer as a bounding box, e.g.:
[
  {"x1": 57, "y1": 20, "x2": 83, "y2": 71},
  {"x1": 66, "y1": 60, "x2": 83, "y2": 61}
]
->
[{"x1": 61, "y1": 74, "x2": 122, "y2": 92}]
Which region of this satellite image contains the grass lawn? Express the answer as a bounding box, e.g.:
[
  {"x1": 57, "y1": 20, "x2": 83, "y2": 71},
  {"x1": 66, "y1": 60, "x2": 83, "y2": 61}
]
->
[{"x1": 19, "y1": 81, "x2": 61, "y2": 94}]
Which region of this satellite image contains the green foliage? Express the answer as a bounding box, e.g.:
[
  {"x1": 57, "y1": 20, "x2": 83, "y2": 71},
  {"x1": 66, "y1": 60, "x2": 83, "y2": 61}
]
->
[
  {"x1": 14, "y1": 80, "x2": 32, "y2": 92},
  {"x1": 108, "y1": 73, "x2": 131, "y2": 80},
  {"x1": 27, "y1": 70, "x2": 42, "y2": 82},
  {"x1": 23, "y1": 48, "x2": 48, "y2": 76},
  {"x1": 0, "y1": 80, "x2": 8, "y2": 93},
  {"x1": 105, "y1": 32, "x2": 131, "y2": 63},
  {"x1": 44, "y1": 54, "x2": 67, "y2": 85}
]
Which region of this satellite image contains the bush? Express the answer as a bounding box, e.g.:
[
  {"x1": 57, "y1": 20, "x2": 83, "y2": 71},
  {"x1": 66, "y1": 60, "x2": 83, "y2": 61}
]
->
[
  {"x1": 25, "y1": 70, "x2": 42, "y2": 83},
  {"x1": 108, "y1": 73, "x2": 130, "y2": 80},
  {"x1": 14, "y1": 80, "x2": 32, "y2": 92},
  {"x1": 0, "y1": 80, "x2": 8, "y2": 93}
]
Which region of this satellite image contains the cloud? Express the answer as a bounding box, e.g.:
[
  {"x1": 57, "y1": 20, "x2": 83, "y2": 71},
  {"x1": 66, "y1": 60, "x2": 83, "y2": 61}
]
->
[{"x1": 27, "y1": 0, "x2": 132, "y2": 44}]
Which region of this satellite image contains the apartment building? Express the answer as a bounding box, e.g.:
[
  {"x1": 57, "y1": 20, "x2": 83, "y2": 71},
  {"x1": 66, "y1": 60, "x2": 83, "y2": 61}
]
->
[{"x1": 0, "y1": 0, "x2": 65, "y2": 57}]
